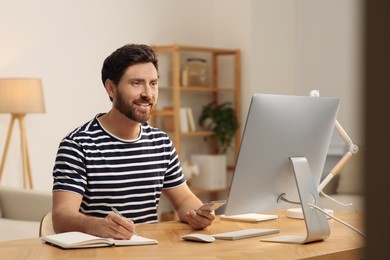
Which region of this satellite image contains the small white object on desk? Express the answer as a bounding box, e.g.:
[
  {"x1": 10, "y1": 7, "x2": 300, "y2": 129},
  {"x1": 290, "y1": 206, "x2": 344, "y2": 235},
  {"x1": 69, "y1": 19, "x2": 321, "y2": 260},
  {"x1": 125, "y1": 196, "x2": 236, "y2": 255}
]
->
[
  {"x1": 220, "y1": 213, "x2": 278, "y2": 222},
  {"x1": 182, "y1": 233, "x2": 215, "y2": 243},
  {"x1": 287, "y1": 207, "x2": 334, "y2": 219}
]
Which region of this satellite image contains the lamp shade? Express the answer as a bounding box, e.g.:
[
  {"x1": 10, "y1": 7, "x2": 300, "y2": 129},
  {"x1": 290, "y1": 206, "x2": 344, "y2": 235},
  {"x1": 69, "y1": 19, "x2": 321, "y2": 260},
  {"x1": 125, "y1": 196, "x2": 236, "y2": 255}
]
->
[{"x1": 0, "y1": 78, "x2": 45, "y2": 114}]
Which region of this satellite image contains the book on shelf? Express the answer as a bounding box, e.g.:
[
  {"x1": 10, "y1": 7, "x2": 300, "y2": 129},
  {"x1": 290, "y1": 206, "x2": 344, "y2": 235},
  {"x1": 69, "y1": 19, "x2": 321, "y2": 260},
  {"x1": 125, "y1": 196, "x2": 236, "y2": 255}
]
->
[
  {"x1": 179, "y1": 107, "x2": 189, "y2": 132},
  {"x1": 186, "y1": 107, "x2": 196, "y2": 132},
  {"x1": 179, "y1": 107, "x2": 196, "y2": 133},
  {"x1": 42, "y1": 231, "x2": 158, "y2": 249}
]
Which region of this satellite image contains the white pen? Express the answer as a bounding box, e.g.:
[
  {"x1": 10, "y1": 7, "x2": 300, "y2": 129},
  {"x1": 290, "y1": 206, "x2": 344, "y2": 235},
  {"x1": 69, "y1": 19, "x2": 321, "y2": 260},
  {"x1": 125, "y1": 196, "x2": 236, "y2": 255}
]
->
[{"x1": 111, "y1": 207, "x2": 138, "y2": 236}]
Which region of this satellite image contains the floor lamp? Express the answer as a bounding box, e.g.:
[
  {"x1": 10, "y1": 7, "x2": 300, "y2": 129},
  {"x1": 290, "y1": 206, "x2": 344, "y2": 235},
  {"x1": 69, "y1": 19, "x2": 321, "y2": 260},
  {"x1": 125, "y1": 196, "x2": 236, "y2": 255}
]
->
[{"x1": 0, "y1": 78, "x2": 45, "y2": 189}]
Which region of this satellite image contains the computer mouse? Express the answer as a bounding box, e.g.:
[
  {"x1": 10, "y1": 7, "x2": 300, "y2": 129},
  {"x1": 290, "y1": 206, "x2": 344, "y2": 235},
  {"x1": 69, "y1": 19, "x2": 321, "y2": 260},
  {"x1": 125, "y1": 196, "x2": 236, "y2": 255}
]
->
[{"x1": 181, "y1": 233, "x2": 215, "y2": 243}]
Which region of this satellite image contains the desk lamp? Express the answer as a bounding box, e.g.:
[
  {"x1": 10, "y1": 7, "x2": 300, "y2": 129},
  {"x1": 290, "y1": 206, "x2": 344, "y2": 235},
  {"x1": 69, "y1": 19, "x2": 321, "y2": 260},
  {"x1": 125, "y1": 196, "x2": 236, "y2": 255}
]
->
[
  {"x1": 0, "y1": 78, "x2": 45, "y2": 189},
  {"x1": 311, "y1": 90, "x2": 359, "y2": 193},
  {"x1": 285, "y1": 90, "x2": 359, "y2": 219}
]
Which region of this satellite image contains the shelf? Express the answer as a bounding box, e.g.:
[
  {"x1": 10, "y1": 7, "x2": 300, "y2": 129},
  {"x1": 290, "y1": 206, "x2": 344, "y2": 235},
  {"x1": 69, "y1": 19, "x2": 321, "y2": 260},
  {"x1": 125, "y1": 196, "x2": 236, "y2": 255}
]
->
[
  {"x1": 181, "y1": 131, "x2": 213, "y2": 137},
  {"x1": 152, "y1": 44, "x2": 238, "y2": 55},
  {"x1": 154, "y1": 109, "x2": 174, "y2": 116},
  {"x1": 159, "y1": 86, "x2": 234, "y2": 92},
  {"x1": 180, "y1": 86, "x2": 234, "y2": 92},
  {"x1": 189, "y1": 186, "x2": 229, "y2": 201},
  {"x1": 151, "y1": 45, "x2": 241, "y2": 203},
  {"x1": 190, "y1": 186, "x2": 229, "y2": 194},
  {"x1": 151, "y1": 44, "x2": 241, "y2": 158}
]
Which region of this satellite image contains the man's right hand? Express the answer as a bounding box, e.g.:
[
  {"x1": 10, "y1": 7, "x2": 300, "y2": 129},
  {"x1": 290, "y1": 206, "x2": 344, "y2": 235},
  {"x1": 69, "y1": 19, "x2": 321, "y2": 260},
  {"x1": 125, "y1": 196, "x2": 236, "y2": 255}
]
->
[
  {"x1": 52, "y1": 191, "x2": 136, "y2": 239},
  {"x1": 96, "y1": 212, "x2": 136, "y2": 240}
]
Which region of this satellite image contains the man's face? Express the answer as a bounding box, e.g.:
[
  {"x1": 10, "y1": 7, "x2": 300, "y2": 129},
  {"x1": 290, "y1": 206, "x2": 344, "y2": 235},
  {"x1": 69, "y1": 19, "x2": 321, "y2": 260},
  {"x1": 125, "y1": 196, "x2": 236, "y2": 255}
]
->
[{"x1": 113, "y1": 63, "x2": 158, "y2": 123}]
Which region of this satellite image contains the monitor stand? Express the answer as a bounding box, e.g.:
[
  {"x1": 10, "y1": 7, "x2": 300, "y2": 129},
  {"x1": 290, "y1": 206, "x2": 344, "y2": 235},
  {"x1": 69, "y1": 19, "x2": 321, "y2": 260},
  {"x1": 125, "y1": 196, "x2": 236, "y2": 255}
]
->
[{"x1": 261, "y1": 157, "x2": 330, "y2": 244}]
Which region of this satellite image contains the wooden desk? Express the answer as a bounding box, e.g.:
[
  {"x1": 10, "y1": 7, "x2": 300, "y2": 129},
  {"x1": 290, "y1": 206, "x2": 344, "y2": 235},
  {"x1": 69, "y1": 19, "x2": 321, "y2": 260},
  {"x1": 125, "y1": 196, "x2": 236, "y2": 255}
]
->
[{"x1": 0, "y1": 211, "x2": 364, "y2": 259}]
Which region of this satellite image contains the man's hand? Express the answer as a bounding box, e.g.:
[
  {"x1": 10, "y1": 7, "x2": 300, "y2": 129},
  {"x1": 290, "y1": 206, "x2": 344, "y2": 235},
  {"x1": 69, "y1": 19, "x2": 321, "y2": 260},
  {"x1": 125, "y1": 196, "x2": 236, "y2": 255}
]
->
[
  {"x1": 53, "y1": 191, "x2": 136, "y2": 239},
  {"x1": 164, "y1": 183, "x2": 217, "y2": 229},
  {"x1": 96, "y1": 213, "x2": 137, "y2": 240},
  {"x1": 185, "y1": 209, "x2": 215, "y2": 230}
]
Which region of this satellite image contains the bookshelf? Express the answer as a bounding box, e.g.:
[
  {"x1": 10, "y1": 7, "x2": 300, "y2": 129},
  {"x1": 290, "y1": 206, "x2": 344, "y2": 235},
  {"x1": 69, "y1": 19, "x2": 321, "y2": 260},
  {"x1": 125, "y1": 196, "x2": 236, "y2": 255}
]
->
[{"x1": 150, "y1": 44, "x2": 241, "y2": 200}]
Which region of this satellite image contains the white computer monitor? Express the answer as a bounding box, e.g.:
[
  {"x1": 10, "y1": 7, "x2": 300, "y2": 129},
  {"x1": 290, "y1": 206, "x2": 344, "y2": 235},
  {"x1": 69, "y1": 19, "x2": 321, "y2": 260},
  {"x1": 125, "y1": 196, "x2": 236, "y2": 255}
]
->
[{"x1": 224, "y1": 93, "x2": 340, "y2": 216}]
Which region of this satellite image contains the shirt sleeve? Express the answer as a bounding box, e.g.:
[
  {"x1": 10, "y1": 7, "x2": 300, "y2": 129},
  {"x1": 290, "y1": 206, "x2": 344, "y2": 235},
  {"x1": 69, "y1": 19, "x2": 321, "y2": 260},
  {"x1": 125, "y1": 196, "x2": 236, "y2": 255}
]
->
[{"x1": 52, "y1": 136, "x2": 87, "y2": 195}]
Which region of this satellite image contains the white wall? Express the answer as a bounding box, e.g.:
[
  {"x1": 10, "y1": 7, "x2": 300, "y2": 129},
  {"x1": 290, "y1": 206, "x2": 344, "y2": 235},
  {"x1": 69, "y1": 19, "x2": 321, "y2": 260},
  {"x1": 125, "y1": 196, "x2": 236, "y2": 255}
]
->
[
  {"x1": 0, "y1": 0, "x2": 220, "y2": 190},
  {"x1": 297, "y1": 0, "x2": 363, "y2": 144},
  {"x1": 0, "y1": 0, "x2": 362, "y2": 191},
  {"x1": 250, "y1": 0, "x2": 299, "y2": 113},
  {"x1": 249, "y1": 0, "x2": 362, "y2": 143}
]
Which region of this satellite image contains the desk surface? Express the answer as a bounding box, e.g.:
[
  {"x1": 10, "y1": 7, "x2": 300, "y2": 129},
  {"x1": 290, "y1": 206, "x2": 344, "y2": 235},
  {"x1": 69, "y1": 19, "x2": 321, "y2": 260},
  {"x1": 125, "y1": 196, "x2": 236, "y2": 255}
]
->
[{"x1": 0, "y1": 211, "x2": 364, "y2": 260}]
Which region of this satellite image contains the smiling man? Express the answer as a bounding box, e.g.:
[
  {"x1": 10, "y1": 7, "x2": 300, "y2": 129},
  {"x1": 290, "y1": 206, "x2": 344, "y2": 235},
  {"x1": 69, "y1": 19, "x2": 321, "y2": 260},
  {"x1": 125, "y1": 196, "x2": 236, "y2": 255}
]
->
[{"x1": 51, "y1": 44, "x2": 215, "y2": 240}]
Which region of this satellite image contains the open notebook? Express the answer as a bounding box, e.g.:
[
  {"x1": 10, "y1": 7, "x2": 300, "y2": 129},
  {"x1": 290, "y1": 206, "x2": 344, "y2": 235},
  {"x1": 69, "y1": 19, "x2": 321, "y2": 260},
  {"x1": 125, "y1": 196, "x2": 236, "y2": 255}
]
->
[{"x1": 42, "y1": 231, "x2": 158, "y2": 249}]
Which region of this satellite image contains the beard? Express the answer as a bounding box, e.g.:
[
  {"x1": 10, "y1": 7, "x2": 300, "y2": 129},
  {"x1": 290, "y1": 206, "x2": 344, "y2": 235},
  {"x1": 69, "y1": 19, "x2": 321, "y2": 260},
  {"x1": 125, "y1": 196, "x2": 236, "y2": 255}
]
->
[{"x1": 115, "y1": 93, "x2": 155, "y2": 123}]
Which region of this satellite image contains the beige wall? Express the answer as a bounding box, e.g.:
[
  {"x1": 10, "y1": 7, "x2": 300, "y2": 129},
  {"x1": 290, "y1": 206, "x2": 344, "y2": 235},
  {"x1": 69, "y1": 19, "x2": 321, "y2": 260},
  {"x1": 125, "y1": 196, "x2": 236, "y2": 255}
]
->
[
  {"x1": 0, "y1": 0, "x2": 362, "y2": 191},
  {"x1": 297, "y1": 0, "x2": 363, "y2": 144}
]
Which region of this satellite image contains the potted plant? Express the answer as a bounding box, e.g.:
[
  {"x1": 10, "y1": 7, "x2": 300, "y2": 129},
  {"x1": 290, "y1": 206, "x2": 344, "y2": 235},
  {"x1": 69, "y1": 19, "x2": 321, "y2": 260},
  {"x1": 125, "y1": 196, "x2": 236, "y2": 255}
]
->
[
  {"x1": 198, "y1": 101, "x2": 239, "y2": 154},
  {"x1": 190, "y1": 102, "x2": 239, "y2": 190}
]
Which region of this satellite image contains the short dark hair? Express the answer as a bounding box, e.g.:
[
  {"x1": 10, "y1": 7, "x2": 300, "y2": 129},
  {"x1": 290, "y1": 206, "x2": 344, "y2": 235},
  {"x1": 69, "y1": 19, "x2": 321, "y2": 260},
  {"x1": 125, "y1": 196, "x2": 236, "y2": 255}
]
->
[{"x1": 101, "y1": 44, "x2": 159, "y2": 86}]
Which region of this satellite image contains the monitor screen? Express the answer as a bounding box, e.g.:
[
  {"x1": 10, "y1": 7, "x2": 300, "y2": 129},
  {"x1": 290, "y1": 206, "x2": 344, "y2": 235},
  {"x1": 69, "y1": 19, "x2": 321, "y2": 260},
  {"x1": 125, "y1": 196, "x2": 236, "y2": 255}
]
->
[{"x1": 224, "y1": 93, "x2": 340, "y2": 216}]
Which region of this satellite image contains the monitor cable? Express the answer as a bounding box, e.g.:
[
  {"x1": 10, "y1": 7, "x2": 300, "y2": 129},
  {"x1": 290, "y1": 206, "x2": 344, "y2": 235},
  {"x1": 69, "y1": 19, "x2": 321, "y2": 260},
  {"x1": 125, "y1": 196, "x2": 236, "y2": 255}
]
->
[
  {"x1": 308, "y1": 203, "x2": 365, "y2": 237},
  {"x1": 319, "y1": 190, "x2": 358, "y2": 211},
  {"x1": 278, "y1": 193, "x2": 364, "y2": 237}
]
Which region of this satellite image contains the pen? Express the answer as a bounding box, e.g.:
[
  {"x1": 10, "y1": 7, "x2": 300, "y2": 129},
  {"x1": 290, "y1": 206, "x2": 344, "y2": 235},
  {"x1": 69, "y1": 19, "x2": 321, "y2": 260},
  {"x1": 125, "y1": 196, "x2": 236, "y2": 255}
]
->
[{"x1": 111, "y1": 207, "x2": 138, "y2": 236}]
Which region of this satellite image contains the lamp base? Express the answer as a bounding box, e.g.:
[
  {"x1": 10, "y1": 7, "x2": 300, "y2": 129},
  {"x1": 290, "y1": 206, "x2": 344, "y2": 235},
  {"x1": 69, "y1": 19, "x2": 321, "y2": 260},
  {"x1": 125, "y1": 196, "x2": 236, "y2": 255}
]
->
[
  {"x1": 0, "y1": 114, "x2": 33, "y2": 189},
  {"x1": 287, "y1": 207, "x2": 334, "y2": 219}
]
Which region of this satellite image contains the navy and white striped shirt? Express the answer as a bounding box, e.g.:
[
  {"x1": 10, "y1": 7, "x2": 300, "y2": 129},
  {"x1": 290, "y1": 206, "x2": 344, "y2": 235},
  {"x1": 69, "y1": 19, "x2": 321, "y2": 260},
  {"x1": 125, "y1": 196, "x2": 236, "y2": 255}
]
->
[{"x1": 52, "y1": 114, "x2": 185, "y2": 224}]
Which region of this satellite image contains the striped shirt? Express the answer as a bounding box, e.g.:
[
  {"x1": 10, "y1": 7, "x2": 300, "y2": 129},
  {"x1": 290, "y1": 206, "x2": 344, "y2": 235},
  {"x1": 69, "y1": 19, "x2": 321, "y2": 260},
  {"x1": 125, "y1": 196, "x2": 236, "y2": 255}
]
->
[{"x1": 52, "y1": 114, "x2": 185, "y2": 224}]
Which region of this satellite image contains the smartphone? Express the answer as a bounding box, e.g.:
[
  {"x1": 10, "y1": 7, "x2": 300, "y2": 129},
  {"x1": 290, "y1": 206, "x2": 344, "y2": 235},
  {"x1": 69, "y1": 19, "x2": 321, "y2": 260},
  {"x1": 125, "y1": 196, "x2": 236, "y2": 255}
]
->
[{"x1": 197, "y1": 200, "x2": 227, "y2": 212}]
